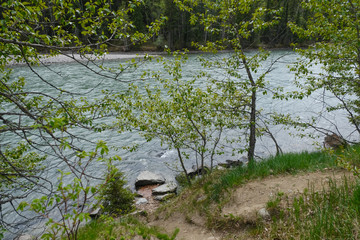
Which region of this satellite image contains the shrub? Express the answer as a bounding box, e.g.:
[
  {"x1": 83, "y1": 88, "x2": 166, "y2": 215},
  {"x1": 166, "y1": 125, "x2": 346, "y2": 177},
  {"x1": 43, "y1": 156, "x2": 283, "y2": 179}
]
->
[{"x1": 100, "y1": 169, "x2": 135, "y2": 216}]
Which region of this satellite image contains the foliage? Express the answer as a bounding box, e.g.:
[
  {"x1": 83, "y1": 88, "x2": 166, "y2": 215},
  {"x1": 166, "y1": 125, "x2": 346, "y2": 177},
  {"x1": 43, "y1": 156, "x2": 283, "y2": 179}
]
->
[
  {"x1": 99, "y1": 169, "x2": 135, "y2": 216},
  {"x1": 0, "y1": 0, "x2": 164, "y2": 237},
  {"x1": 119, "y1": 51, "x2": 232, "y2": 183},
  {"x1": 336, "y1": 144, "x2": 360, "y2": 178},
  {"x1": 17, "y1": 141, "x2": 121, "y2": 240},
  {"x1": 174, "y1": 0, "x2": 284, "y2": 161},
  {"x1": 289, "y1": 0, "x2": 360, "y2": 138}
]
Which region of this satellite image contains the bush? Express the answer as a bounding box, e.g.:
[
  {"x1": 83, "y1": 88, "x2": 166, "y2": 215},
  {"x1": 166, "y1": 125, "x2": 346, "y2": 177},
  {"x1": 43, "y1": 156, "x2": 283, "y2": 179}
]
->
[{"x1": 100, "y1": 169, "x2": 135, "y2": 216}]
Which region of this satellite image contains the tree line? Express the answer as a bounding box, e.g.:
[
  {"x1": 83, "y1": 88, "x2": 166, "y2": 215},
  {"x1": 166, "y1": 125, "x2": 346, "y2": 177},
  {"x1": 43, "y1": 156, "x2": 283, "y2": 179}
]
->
[{"x1": 7, "y1": 0, "x2": 310, "y2": 52}]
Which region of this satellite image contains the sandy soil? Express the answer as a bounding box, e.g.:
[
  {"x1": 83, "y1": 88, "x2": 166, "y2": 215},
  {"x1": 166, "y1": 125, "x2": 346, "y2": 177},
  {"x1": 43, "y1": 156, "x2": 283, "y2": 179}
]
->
[{"x1": 146, "y1": 169, "x2": 352, "y2": 240}]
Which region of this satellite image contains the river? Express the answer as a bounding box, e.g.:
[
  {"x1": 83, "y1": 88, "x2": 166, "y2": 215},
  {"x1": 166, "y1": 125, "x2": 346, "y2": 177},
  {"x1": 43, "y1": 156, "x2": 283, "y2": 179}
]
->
[{"x1": 2, "y1": 49, "x2": 357, "y2": 238}]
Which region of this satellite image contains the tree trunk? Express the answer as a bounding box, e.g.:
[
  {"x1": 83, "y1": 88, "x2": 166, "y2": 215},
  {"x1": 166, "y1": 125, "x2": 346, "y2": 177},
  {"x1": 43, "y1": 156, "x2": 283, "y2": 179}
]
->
[{"x1": 240, "y1": 50, "x2": 256, "y2": 162}]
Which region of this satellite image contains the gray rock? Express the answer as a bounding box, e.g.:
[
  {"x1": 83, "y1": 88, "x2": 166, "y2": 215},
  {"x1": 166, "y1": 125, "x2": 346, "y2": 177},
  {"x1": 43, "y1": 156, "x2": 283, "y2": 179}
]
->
[
  {"x1": 324, "y1": 133, "x2": 346, "y2": 149},
  {"x1": 258, "y1": 208, "x2": 271, "y2": 220},
  {"x1": 135, "y1": 198, "x2": 148, "y2": 205},
  {"x1": 15, "y1": 234, "x2": 33, "y2": 240},
  {"x1": 152, "y1": 182, "x2": 177, "y2": 195},
  {"x1": 187, "y1": 165, "x2": 209, "y2": 177},
  {"x1": 154, "y1": 193, "x2": 175, "y2": 201},
  {"x1": 135, "y1": 171, "x2": 165, "y2": 187},
  {"x1": 215, "y1": 165, "x2": 226, "y2": 170},
  {"x1": 218, "y1": 159, "x2": 243, "y2": 168},
  {"x1": 89, "y1": 207, "x2": 101, "y2": 219}
]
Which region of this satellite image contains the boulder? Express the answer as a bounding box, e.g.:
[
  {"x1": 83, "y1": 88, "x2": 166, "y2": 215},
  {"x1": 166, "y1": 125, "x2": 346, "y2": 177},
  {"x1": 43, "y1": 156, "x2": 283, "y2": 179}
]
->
[
  {"x1": 154, "y1": 193, "x2": 176, "y2": 201},
  {"x1": 258, "y1": 208, "x2": 271, "y2": 220},
  {"x1": 89, "y1": 207, "x2": 101, "y2": 219},
  {"x1": 187, "y1": 165, "x2": 209, "y2": 178},
  {"x1": 135, "y1": 171, "x2": 165, "y2": 188},
  {"x1": 218, "y1": 159, "x2": 243, "y2": 168},
  {"x1": 152, "y1": 182, "x2": 177, "y2": 195},
  {"x1": 323, "y1": 133, "x2": 346, "y2": 149},
  {"x1": 15, "y1": 234, "x2": 33, "y2": 240},
  {"x1": 135, "y1": 198, "x2": 148, "y2": 205}
]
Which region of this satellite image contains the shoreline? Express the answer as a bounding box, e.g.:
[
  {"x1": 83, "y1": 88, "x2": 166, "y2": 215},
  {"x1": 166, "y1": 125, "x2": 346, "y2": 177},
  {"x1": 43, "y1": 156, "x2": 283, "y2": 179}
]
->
[
  {"x1": 6, "y1": 47, "x2": 295, "y2": 66},
  {"x1": 6, "y1": 52, "x2": 163, "y2": 66}
]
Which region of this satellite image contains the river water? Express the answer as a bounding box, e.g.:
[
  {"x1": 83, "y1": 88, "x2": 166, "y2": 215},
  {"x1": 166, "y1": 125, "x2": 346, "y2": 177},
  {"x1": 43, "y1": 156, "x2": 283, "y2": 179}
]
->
[{"x1": 3, "y1": 49, "x2": 358, "y2": 238}]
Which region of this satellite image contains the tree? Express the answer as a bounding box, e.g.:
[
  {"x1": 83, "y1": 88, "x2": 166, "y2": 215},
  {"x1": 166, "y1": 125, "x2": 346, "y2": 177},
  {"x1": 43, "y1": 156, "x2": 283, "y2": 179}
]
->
[
  {"x1": 119, "y1": 52, "x2": 233, "y2": 183},
  {"x1": 289, "y1": 0, "x2": 360, "y2": 141},
  {"x1": 175, "y1": 0, "x2": 282, "y2": 161},
  {"x1": 0, "y1": 0, "x2": 164, "y2": 238}
]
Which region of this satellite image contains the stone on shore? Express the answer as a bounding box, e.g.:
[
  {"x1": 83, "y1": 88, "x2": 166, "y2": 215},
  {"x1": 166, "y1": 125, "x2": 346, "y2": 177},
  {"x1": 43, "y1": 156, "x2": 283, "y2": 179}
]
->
[
  {"x1": 154, "y1": 193, "x2": 176, "y2": 201},
  {"x1": 152, "y1": 182, "x2": 177, "y2": 195},
  {"x1": 15, "y1": 234, "x2": 33, "y2": 240},
  {"x1": 135, "y1": 171, "x2": 165, "y2": 188},
  {"x1": 187, "y1": 165, "x2": 209, "y2": 178},
  {"x1": 135, "y1": 198, "x2": 149, "y2": 205},
  {"x1": 258, "y1": 208, "x2": 271, "y2": 220}
]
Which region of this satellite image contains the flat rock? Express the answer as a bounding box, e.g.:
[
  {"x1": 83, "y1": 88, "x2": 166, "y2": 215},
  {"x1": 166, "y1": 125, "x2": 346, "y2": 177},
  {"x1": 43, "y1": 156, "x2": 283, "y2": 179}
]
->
[
  {"x1": 135, "y1": 171, "x2": 165, "y2": 187},
  {"x1": 15, "y1": 234, "x2": 33, "y2": 240},
  {"x1": 152, "y1": 182, "x2": 177, "y2": 195},
  {"x1": 154, "y1": 193, "x2": 175, "y2": 201},
  {"x1": 89, "y1": 207, "x2": 101, "y2": 219},
  {"x1": 135, "y1": 198, "x2": 148, "y2": 205}
]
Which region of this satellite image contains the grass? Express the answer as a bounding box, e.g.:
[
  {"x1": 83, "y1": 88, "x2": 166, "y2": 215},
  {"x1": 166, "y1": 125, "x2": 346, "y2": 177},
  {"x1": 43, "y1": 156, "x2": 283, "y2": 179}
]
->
[
  {"x1": 260, "y1": 177, "x2": 360, "y2": 239},
  {"x1": 206, "y1": 150, "x2": 337, "y2": 204},
  {"x1": 76, "y1": 216, "x2": 179, "y2": 240},
  {"x1": 255, "y1": 145, "x2": 360, "y2": 239}
]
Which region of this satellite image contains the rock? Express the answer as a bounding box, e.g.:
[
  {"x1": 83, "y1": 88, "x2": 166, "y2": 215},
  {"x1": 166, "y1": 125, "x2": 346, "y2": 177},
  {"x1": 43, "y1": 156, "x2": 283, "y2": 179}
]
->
[
  {"x1": 135, "y1": 171, "x2": 165, "y2": 188},
  {"x1": 135, "y1": 198, "x2": 148, "y2": 205},
  {"x1": 215, "y1": 165, "x2": 226, "y2": 170},
  {"x1": 218, "y1": 159, "x2": 243, "y2": 168},
  {"x1": 15, "y1": 234, "x2": 33, "y2": 240},
  {"x1": 154, "y1": 193, "x2": 175, "y2": 201},
  {"x1": 323, "y1": 133, "x2": 346, "y2": 149},
  {"x1": 155, "y1": 151, "x2": 166, "y2": 158},
  {"x1": 89, "y1": 207, "x2": 101, "y2": 219},
  {"x1": 152, "y1": 182, "x2": 177, "y2": 195},
  {"x1": 258, "y1": 208, "x2": 271, "y2": 220},
  {"x1": 187, "y1": 165, "x2": 209, "y2": 178}
]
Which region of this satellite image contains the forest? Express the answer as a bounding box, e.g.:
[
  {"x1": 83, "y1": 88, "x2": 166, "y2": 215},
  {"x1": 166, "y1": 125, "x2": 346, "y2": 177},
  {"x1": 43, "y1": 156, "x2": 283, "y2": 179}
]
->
[{"x1": 1, "y1": 0, "x2": 360, "y2": 239}]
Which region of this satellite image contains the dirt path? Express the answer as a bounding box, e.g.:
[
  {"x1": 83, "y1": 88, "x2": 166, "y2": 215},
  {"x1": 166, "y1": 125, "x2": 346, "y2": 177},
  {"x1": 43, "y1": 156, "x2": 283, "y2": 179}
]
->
[{"x1": 147, "y1": 169, "x2": 352, "y2": 240}]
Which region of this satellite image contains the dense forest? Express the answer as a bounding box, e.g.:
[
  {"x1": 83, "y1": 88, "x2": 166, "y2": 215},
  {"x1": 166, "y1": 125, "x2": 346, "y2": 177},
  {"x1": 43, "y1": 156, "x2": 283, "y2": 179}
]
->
[{"x1": 10, "y1": 0, "x2": 309, "y2": 51}]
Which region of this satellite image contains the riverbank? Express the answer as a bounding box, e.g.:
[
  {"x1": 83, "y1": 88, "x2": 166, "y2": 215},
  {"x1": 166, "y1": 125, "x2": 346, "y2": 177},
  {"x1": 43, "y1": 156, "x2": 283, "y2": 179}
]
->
[
  {"x1": 6, "y1": 52, "x2": 163, "y2": 66},
  {"x1": 6, "y1": 47, "x2": 295, "y2": 66},
  {"x1": 74, "y1": 147, "x2": 360, "y2": 239}
]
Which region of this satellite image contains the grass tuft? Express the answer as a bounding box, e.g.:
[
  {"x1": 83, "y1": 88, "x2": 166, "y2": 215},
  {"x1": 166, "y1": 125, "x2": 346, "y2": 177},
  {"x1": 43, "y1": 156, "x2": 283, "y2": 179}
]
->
[
  {"x1": 76, "y1": 216, "x2": 179, "y2": 240},
  {"x1": 260, "y1": 177, "x2": 360, "y2": 239}
]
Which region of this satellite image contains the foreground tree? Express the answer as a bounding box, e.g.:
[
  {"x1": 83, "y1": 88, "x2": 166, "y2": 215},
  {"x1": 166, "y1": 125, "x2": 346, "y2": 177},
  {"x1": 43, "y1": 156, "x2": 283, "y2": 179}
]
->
[
  {"x1": 119, "y1": 52, "x2": 236, "y2": 183},
  {"x1": 289, "y1": 0, "x2": 360, "y2": 141},
  {"x1": 175, "y1": 0, "x2": 282, "y2": 161},
  {"x1": 0, "y1": 0, "x2": 163, "y2": 238}
]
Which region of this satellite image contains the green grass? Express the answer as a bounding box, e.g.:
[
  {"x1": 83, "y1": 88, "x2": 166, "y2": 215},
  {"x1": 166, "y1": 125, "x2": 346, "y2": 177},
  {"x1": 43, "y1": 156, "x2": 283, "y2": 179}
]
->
[
  {"x1": 76, "y1": 217, "x2": 179, "y2": 240},
  {"x1": 260, "y1": 177, "x2": 360, "y2": 239},
  {"x1": 207, "y1": 150, "x2": 337, "y2": 203}
]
